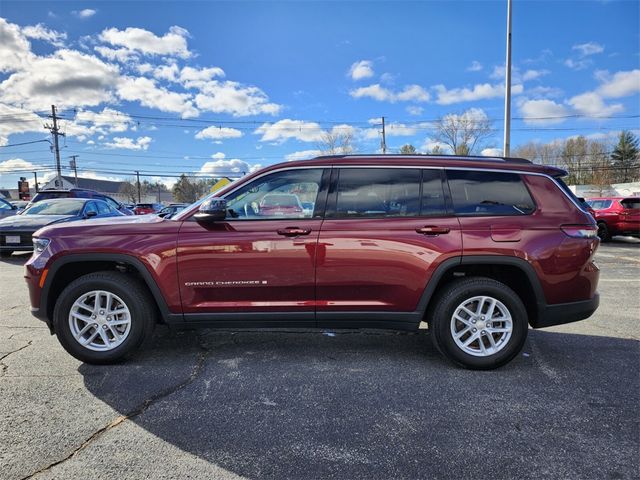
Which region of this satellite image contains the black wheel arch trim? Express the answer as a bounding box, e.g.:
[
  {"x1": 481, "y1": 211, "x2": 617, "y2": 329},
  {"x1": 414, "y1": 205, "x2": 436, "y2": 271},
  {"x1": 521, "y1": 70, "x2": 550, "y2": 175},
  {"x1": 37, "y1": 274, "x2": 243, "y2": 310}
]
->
[{"x1": 39, "y1": 253, "x2": 174, "y2": 325}]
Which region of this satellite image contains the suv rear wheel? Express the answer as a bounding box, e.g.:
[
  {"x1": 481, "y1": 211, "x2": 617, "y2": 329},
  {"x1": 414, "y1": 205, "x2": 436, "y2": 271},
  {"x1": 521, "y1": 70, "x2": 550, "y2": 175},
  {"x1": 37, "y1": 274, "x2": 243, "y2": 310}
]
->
[
  {"x1": 430, "y1": 277, "x2": 528, "y2": 370},
  {"x1": 53, "y1": 271, "x2": 155, "y2": 364},
  {"x1": 597, "y1": 222, "x2": 611, "y2": 242}
]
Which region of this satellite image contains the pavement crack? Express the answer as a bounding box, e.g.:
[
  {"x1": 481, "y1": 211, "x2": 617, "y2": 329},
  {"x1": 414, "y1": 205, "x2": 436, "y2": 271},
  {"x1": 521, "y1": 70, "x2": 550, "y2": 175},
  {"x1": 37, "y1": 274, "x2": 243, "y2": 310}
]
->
[
  {"x1": 0, "y1": 340, "x2": 33, "y2": 376},
  {"x1": 20, "y1": 342, "x2": 209, "y2": 480}
]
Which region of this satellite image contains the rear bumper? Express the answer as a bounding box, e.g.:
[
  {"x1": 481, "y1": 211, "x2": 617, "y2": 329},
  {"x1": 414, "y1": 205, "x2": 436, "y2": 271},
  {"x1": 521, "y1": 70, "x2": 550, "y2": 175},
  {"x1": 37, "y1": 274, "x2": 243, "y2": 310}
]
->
[{"x1": 534, "y1": 293, "x2": 600, "y2": 328}]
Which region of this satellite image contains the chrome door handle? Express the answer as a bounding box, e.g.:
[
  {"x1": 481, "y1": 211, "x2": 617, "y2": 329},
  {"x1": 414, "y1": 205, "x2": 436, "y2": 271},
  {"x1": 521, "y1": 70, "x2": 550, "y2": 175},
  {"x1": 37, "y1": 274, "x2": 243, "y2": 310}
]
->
[
  {"x1": 416, "y1": 226, "x2": 450, "y2": 236},
  {"x1": 277, "y1": 227, "x2": 312, "y2": 237}
]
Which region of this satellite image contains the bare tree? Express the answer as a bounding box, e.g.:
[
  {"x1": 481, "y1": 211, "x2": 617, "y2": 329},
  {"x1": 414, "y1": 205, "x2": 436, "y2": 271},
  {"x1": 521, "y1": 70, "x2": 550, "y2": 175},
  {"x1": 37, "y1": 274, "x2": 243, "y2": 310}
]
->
[
  {"x1": 432, "y1": 110, "x2": 494, "y2": 156},
  {"x1": 317, "y1": 129, "x2": 355, "y2": 155},
  {"x1": 399, "y1": 144, "x2": 417, "y2": 154}
]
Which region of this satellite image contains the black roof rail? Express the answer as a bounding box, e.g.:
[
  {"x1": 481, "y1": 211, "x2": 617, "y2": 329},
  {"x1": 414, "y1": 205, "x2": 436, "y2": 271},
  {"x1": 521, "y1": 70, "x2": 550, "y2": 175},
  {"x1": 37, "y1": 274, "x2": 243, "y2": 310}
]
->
[{"x1": 312, "y1": 153, "x2": 532, "y2": 164}]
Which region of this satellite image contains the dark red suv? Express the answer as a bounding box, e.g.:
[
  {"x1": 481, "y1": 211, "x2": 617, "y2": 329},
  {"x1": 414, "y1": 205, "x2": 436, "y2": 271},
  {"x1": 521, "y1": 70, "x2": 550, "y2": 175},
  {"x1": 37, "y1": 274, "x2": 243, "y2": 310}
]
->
[{"x1": 24, "y1": 155, "x2": 600, "y2": 369}]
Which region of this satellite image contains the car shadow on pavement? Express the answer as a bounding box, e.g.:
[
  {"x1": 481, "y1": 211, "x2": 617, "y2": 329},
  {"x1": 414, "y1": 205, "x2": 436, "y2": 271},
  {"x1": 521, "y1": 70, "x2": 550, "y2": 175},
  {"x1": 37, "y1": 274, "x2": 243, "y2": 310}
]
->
[{"x1": 77, "y1": 328, "x2": 639, "y2": 480}]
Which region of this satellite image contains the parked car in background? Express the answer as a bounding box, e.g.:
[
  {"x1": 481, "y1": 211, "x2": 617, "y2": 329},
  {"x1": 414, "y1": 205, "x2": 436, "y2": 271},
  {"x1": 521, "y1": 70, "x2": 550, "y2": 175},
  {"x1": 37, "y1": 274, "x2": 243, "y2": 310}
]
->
[
  {"x1": 30, "y1": 188, "x2": 134, "y2": 215},
  {"x1": 158, "y1": 203, "x2": 189, "y2": 219},
  {"x1": 587, "y1": 196, "x2": 640, "y2": 241},
  {"x1": 133, "y1": 203, "x2": 164, "y2": 215},
  {"x1": 0, "y1": 198, "x2": 123, "y2": 257},
  {"x1": 25, "y1": 154, "x2": 599, "y2": 370},
  {"x1": 0, "y1": 197, "x2": 19, "y2": 220},
  {"x1": 577, "y1": 197, "x2": 596, "y2": 219}
]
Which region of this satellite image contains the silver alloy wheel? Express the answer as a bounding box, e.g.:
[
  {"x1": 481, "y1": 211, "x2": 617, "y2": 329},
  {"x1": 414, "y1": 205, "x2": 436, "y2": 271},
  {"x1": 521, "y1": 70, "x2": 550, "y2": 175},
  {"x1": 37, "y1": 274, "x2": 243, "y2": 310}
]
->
[
  {"x1": 68, "y1": 290, "x2": 132, "y2": 352},
  {"x1": 450, "y1": 295, "x2": 513, "y2": 357}
]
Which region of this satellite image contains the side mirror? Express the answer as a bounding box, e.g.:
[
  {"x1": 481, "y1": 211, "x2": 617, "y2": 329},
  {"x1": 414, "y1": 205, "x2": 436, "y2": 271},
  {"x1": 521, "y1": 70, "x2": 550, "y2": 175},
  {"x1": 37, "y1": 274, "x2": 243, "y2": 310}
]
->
[
  {"x1": 195, "y1": 198, "x2": 227, "y2": 223},
  {"x1": 84, "y1": 211, "x2": 98, "y2": 219}
]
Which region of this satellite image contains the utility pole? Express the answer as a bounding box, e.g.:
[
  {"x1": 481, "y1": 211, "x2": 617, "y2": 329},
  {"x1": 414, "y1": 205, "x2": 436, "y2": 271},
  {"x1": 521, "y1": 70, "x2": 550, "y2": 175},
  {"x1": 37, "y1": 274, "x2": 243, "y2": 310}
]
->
[
  {"x1": 33, "y1": 171, "x2": 39, "y2": 193},
  {"x1": 44, "y1": 105, "x2": 65, "y2": 187},
  {"x1": 381, "y1": 116, "x2": 387, "y2": 154},
  {"x1": 136, "y1": 171, "x2": 141, "y2": 203},
  {"x1": 503, "y1": 0, "x2": 513, "y2": 157},
  {"x1": 69, "y1": 155, "x2": 79, "y2": 187},
  {"x1": 157, "y1": 182, "x2": 161, "y2": 203}
]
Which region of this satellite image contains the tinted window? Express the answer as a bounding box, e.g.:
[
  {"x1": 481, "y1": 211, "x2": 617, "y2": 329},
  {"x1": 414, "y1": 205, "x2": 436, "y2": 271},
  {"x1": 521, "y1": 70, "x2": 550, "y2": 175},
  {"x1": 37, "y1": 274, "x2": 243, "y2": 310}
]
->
[
  {"x1": 447, "y1": 170, "x2": 535, "y2": 216},
  {"x1": 84, "y1": 201, "x2": 99, "y2": 215},
  {"x1": 102, "y1": 196, "x2": 121, "y2": 210},
  {"x1": 587, "y1": 199, "x2": 612, "y2": 210},
  {"x1": 333, "y1": 168, "x2": 421, "y2": 218},
  {"x1": 0, "y1": 199, "x2": 12, "y2": 210},
  {"x1": 621, "y1": 198, "x2": 640, "y2": 209},
  {"x1": 96, "y1": 201, "x2": 111, "y2": 215},
  {"x1": 32, "y1": 192, "x2": 69, "y2": 202},
  {"x1": 225, "y1": 168, "x2": 323, "y2": 220}
]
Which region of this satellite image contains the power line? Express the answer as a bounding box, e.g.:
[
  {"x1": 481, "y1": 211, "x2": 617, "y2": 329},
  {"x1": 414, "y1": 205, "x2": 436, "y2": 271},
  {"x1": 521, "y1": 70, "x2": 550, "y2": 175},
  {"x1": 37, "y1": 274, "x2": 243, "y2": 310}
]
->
[{"x1": 0, "y1": 139, "x2": 50, "y2": 148}]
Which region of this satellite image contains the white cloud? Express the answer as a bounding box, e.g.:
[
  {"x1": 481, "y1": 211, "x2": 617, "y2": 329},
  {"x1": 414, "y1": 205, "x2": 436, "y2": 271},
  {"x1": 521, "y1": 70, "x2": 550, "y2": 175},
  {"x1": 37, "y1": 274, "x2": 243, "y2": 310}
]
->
[
  {"x1": 0, "y1": 104, "x2": 43, "y2": 146},
  {"x1": 254, "y1": 119, "x2": 324, "y2": 143},
  {"x1": 434, "y1": 82, "x2": 523, "y2": 105},
  {"x1": 99, "y1": 25, "x2": 191, "y2": 59},
  {"x1": 60, "y1": 107, "x2": 134, "y2": 140},
  {"x1": 406, "y1": 106, "x2": 424, "y2": 116},
  {"x1": 22, "y1": 24, "x2": 67, "y2": 47},
  {"x1": 0, "y1": 18, "x2": 35, "y2": 72},
  {"x1": 104, "y1": 136, "x2": 152, "y2": 150},
  {"x1": 73, "y1": 9, "x2": 97, "y2": 18},
  {"x1": 481, "y1": 148, "x2": 503, "y2": 157},
  {"x1": 568, "y1": 92, "x2": 624, "y2": 117},
  {"x1": 348, "y1": 60, "x2": 374, "y2": 81},
  {"x1": 0, "y1": 158, "x2": 37, "y2": 174},
  {"x1": 194, "y1": 80, "x2": 281, "y2": 116},
  {"x1": 179, "y1": 66, "x2": 225, "y2": 84},
  {"x1": 489, "y1": 65, "x2": 549, "y2": 83},
  {"x1": 211, "y1": 152, "x2": 226, "y2": 159},
  {"x1": 0, "y1": 48, "x2": 119, "y2": 109},
  {"x1": 572, "y1": 42, "x2": 604, "y2": 57},
  {"x1": 199, "y1": 159, "x2": 253, "y2": 176},
  {"x1": 565, "y1": 42, "x2": 604, "y2": 70},
  {"x1": 153, "y1": 63, "x2": 179, "y2": 82},
  {"x1": 195, "y1": 126, "x2": 243, "y2": 140},
  {"x1": 595, "y1": 69, "x2": 640, "y2": 98},
  {"x1": 466, "y1": 60, "x2": 483, "y2": 72},
  {"x1": 117, "y1": 76, "x2": 199, "y2": 118},
  {"x1": 518, "y1": 99, "x2": 569, "y2": 125},
  {"x1": 94, "y1": 46, "x2": 138, "y2": 63},
  {"x1": 285, "y1": 149, "x2": 323, "y2": 161},
  {"x1": 350, "y1": 83, "x2": 430, "y2": 103}
]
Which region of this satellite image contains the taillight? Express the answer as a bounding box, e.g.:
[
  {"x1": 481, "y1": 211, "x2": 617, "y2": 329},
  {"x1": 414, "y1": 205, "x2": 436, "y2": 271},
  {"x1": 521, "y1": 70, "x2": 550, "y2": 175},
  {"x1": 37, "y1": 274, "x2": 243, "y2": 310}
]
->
[{"x1": 561, "y1": 225, "x2": 598, "y2": 238}]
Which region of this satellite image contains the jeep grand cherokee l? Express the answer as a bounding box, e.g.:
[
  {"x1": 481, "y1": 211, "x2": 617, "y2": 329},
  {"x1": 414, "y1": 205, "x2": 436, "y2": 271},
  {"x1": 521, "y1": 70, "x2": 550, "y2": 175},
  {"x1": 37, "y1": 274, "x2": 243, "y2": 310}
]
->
[{"x1": 25, "y1": 155, "x2": 600, "y2": 370}]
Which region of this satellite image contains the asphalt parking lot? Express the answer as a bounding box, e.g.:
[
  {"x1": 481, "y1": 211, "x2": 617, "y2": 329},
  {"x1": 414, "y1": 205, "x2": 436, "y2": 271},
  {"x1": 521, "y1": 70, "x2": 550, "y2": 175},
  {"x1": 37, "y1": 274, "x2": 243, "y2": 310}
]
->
[{"x1": 1, "y1": 240, "x2": 638, "y2": 480}]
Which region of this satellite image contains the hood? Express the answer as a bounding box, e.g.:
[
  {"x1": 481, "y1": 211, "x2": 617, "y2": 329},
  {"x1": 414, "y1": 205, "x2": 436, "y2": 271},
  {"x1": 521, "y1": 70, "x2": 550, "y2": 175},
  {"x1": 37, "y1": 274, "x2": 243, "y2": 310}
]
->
[
  {"x1": 35, "y1": 212, "x2": 179, "y2": 238},
  {"x1": 0, "y1": 214, "x2": 74, "y2": 231}
]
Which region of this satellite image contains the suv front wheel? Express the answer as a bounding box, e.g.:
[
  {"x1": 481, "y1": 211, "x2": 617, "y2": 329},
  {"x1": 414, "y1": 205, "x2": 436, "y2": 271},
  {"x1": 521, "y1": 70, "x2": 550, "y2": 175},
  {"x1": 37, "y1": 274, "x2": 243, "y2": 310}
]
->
[
  {"x1": 430, "y1": 277, "x2": 528, "y2": 370},
  {"x1": 53, "y1": 271, "x2": 155, "y2": 364}
]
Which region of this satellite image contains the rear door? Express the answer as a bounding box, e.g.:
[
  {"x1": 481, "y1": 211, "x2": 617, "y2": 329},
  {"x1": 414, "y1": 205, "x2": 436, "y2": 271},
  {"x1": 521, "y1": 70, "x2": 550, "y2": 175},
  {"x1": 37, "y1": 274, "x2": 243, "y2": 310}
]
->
[
  {"x1": 620, "y1": 198, "x2": 640, "y2": 234},
  {"x1": 315, "y1": 167, "x2": 462, "y2": 325}
]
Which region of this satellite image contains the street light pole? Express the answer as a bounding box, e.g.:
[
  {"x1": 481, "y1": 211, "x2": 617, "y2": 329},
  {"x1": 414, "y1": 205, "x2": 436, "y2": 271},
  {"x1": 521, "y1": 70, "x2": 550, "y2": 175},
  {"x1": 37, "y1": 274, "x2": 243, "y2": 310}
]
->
[{"x1": 503, "y1": 0, "x2": 513, "y2": 157}]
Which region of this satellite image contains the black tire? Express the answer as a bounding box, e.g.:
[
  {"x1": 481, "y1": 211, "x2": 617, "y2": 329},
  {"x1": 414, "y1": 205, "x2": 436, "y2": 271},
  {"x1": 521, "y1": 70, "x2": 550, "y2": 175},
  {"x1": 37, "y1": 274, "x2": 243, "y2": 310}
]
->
[
  {"x1": 597, "y1": 222, "x2": 611, "y2": 242},
  {"x1": 0, "y1": 250, "x2": 13, "y2": 258},
  {"x1": 429, "y1": 277, "x2": 528, "y2": 370},
  {"x1": 53, "y1": 271, "x2": 156, "y2": 364}
]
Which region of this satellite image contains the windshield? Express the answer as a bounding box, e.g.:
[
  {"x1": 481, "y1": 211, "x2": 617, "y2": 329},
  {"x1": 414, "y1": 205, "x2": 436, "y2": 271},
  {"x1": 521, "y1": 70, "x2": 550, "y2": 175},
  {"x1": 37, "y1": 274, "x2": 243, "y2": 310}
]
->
[{"x1": 24, "y1": 200, "x2": 84, "y2": 216}]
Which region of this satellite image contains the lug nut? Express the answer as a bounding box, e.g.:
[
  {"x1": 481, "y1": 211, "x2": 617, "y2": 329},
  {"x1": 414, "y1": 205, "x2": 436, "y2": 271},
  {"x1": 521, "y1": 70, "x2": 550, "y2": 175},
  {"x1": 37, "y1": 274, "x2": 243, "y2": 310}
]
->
[
  {"x1": 99, "y1": 310, "x2": 104, "y2": 315},
  {"x1": 102, "y1": 325, "x2": 108, "y2": 330},
  {"x1": 107, "y1": 316, "x2": 112, "y2": 321},
  {"x1": 472, "y1": 328, "x2": 477, "y2": 333},
  {"x1": 481, "y1": 330, "x2": 486, "y2": 335},
  {"x1": 93, "y1": 323, "x2": 98, "y2": 328},
  {"x1": 472, "y1": 319, "x2": 477, "y2": 324},
  {"x1": 91, "y1": 314, "x2": 96, "y2": 319}
]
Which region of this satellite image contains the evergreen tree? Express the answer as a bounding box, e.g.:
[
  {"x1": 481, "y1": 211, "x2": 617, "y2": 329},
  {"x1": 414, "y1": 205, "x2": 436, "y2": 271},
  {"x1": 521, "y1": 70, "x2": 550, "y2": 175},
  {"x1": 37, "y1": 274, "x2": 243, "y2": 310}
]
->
[
  {"x1": 611, "y1": 131, "x2": 640, "y2": 183},
  {"x1": 399, "y1": 144, "x2": 417, "y2": 154}
]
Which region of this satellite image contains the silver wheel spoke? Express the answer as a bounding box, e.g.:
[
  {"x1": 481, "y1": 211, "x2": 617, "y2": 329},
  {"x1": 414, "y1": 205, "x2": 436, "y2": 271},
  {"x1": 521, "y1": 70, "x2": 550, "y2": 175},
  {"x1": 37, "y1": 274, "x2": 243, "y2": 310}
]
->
[
  {"x1": 68, "y1": 290, "x2": 132, "y2": 352},
  {"x1": 450, "y1": 295, "x2": 513, "y2": 358}
]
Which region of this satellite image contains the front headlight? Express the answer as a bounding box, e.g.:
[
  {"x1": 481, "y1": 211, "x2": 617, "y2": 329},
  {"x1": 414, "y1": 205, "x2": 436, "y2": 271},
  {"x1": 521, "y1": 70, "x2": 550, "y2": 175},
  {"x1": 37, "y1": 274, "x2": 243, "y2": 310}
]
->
[{"x1": 32, "y1": 238, "x2": 50, "y2": 254}]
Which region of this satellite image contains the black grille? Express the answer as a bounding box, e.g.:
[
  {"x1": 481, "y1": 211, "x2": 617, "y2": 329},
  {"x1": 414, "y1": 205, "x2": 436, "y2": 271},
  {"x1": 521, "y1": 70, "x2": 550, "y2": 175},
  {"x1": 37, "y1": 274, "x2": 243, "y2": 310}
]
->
[{"x1": 0, "y1": 231, "x2": 33, "y2": 248}]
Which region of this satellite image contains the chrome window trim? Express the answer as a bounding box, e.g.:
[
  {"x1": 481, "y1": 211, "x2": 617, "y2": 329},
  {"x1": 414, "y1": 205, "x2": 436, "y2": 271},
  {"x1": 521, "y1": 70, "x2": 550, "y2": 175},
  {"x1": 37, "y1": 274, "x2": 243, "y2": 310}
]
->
[{"x1": 180, "y1": 164, "x2": 586, "y2": 219}]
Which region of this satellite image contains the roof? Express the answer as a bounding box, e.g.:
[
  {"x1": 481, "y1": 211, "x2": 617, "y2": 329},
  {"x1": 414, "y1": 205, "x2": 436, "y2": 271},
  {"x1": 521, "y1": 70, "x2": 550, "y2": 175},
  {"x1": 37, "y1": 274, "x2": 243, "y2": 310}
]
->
[
  {"x1": 277, "y1": 154, "x2": 566, "y2": 177},
  {"x1": 58, "y1": 176, "x2": 125, "y2": 194}
]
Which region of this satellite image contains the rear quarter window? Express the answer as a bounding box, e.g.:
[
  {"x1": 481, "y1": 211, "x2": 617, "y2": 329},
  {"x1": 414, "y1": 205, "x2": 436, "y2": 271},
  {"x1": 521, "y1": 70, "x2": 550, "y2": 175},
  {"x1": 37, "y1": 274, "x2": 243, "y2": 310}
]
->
[
  {"x1": 446, "y1": 170, "x2": 536, "y2": 216},
  {"x1": 621, "y1": 198, "x2": 640, "y2": 209}
]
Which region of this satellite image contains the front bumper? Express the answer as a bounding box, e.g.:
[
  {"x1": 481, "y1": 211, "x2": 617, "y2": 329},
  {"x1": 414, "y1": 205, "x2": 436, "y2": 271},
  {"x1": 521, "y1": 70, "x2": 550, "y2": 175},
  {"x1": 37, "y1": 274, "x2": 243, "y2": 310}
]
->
[{"x1": 534, "y1": 293, "x2": 600, "y2": 328}]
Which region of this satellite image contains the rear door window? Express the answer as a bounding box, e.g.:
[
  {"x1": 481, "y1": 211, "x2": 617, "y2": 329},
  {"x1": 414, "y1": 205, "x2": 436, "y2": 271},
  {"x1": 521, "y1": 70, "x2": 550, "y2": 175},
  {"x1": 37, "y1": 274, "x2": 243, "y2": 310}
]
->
[
  {"x1": 446, "y1": 170, "x2": 536, "y2": 216},
  {"x1": 621, "y1": 198, "x2": 640, "y2": 209},
  {"x1": 587, "y1": 200, "x2": 612, "y2": 210},
  {"x1": 333, "y1": 168, "x2": 421, "y2": 218}
]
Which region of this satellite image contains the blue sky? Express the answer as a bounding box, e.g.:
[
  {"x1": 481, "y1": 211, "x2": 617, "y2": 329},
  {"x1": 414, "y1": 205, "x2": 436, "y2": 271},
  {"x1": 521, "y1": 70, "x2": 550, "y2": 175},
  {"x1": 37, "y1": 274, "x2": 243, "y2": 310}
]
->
[{"x1": 0, "y1": 0, "x2": 639, "y2": 188}]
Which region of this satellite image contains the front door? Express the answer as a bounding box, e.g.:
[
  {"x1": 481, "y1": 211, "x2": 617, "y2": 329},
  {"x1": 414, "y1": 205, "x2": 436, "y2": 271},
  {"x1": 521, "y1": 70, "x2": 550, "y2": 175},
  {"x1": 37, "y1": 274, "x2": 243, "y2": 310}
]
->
[{"x1": 177, "y1": 168, "x2": 328, "y2": 320}]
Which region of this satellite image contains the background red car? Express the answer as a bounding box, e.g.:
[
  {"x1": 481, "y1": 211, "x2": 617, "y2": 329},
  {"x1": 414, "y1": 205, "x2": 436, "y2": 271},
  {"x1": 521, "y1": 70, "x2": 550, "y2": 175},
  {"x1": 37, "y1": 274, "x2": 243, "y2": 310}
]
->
[
  {"x1": 587, "y1": 197, "x2": 640, "y2": 241},
  {"x1": 133, "y1": 203, "x2": 163, "y2": 215}
]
